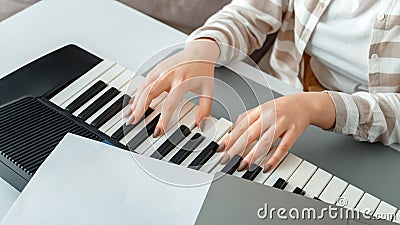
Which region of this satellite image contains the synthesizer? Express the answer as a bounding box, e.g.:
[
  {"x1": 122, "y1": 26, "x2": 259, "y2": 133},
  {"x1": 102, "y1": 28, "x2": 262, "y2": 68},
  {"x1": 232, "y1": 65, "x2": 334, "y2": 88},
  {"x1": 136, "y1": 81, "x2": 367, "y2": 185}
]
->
[{"x1": 0, "y1": 45, "x2": 399, "y2": 223}]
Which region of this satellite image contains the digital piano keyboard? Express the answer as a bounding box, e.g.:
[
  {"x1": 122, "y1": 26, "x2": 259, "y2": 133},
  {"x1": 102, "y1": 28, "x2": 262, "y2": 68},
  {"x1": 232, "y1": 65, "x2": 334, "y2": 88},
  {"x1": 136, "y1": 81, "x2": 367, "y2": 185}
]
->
[{"x1": 0, "y1": 45, "x2": 399, "y2": 224}]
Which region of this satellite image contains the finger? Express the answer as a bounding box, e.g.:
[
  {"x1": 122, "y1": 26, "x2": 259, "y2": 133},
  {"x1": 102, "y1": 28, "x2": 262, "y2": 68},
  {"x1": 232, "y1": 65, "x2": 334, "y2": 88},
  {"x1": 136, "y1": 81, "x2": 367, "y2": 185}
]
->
[
  {"x1": 123, "y1": 103, "x2": 133, "y2": 118},
  {"x1": 216, "y1": 111, "x2": 254, "y2": 153},
  {"x1": 239, "y1": 147, "x2": 258, "y2": 171},
  {"x1": 236, "y1": 141, "x2": 257, "y2": 171},
  {"x1": 243, "y1": 127, "x2": 275, "y2": 166},
  {"x1": 264, "y1": 129, "x2": 299, "y2": 172},
  {"x1": 243, "y1": 141, "x2": 257, "y2": 157},
  {"x1": 197, "y1": 94, "x2": 213, "y2": 129},
  {"x1": 128, "y1": 84, "x2": 152, "y2": 124},
  {"x1": 130, "y1": 71, "x2": 169, "y2": 111},
  {"x1": 196, "y1": 82, "x2": 214, "y2": 127},
  {"x1": 128, "y1": 91, "x2": 136, "y2": 104},
  {"x1": 229, "y1": 111, "x2": 248, "y2": 133},
  {"x1": 123, "y1": 92, "x2": 136, "y2": 117},
  {"x1": 130, "y1": 85, "x2": 142, "y2": 104},
  {"x1": 223, "y1": 107, "x2": 261, "y2": 150},
  {"x1": 230, "y1": 107, "x2": 258, "y2": 132},
  {"x1": 154, "y1": 85, "x2": 186, "y2": 137},
  {"x1": 130, "y1": 82, "x2": 147, "y2": 112},
  {"x1": 224, "y1": 118, "x2": 264, "y2": 160},
  {"x1": 128, "y1": 79, "x2": 169, "y2": 125},
  {"x1": 216, "y1": 132, "x2": 230, "y2": 152},
  {"x1": 144, "y1": 62, "x2": 172, "y2": 86}
]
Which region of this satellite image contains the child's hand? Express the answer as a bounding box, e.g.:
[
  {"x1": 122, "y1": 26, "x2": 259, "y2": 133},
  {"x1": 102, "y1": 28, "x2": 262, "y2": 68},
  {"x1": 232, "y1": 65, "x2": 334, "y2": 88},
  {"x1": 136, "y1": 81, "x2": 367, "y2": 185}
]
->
[{"x1": 126, "y1": 39, "x2": 220, "y2": 137}]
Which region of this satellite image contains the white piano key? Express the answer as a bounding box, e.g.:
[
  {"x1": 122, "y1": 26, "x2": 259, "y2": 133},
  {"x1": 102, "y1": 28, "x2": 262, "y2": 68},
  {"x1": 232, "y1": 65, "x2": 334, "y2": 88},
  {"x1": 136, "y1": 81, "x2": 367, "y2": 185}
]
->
[
  {"x1": 120, "y1": 101, "x2": 164, "y2": 145},
  {"x1": 60, "y1": 64, "x2": 126, "y2": 109},
  {"x1": 180, "y1": 118, "x2": 229, "y2": 167},
  {"x1": 284, "y1": 160, "x2": 317, "y2": 192},
  {"x1": 203, "y1": 118, "x2": 232, "y2": 141},
  {"x1": 252, "y1": 147, "x2": 281, "y2": 184},
  {"x1": 318, "y1": 176, "x2": 347, "y2": 204},
  {"x1": 108, "y1": 70, "x2": 135, "y2": 89},
  {"x1": 373, "y1": 201, "x2": 396, "y2": 221},
  {"x1": 137, "y1": 101, "x2": 196, "y2": 155},
  {"x1": 123, "y1": 74, "x2": 145, "y2": 94},
  {"x1": 355, "y1": 193, "x2": 380, "y2": 215},
  {"x1": 104, "y1": 92, "x2": 167, "y2": 137},
  {"x1": 338, "y1": 185, "x2": 364, "y2": 209},
  {"x1": 303, "y1": 169, "x2": 332, "y2": 198},
  {"x1": 393, "y1": 210, "x2": 400, "y2": 223},
  {"x1": 96, "y1": 64, "x2": 126, "y2": 84},
  {"x1": 232, "y1": 170, "x2": 246, "y2": 177},
  {"x1": 210, "y1": 163, "x2": 226, "y2": 175},
  {"x1": 50, "y1": 59, "x2": 115, "y2": 106},
  {"x1": 264, "y1": 154, "x2": 302, "y2": 187},
  {"x1": 252, "y1": 170, "x2": 271, "y2": 184}
]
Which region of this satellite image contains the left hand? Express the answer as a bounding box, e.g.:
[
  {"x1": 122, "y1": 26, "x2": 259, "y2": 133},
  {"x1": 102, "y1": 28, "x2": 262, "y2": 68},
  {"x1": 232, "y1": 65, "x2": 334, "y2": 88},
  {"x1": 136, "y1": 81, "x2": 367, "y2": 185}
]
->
[{"x1": 217, "y1": 92, "x2": 336, "y2": 172}]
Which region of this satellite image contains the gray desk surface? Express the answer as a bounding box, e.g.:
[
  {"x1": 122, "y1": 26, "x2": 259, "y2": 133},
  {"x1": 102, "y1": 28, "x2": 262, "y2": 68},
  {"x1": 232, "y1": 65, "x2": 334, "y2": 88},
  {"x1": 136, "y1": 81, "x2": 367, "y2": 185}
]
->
[
  {"x1": 213, "y1": 68, "x2": 400, "y2": 208},
  {"x1": 0, "y1": 0, "x2": 400, "y2": 216}
]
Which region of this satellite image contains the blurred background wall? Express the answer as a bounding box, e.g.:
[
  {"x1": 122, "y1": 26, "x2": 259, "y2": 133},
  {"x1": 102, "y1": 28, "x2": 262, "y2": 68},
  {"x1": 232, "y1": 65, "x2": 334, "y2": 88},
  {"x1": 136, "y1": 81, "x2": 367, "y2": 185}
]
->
[
  {"x1": 0, "y1": 0, "x2": 230, "y2": 34},
  {"x1": 0, "y1": 0, "x2": 273, "y2": 65}
]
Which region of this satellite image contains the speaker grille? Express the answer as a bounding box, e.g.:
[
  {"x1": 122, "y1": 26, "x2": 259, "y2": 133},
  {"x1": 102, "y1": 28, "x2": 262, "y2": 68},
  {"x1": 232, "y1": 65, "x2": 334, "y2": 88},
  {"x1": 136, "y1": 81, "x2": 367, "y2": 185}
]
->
[{"x1": 0, "y1": 97, "x2": 102, "y2": 176}]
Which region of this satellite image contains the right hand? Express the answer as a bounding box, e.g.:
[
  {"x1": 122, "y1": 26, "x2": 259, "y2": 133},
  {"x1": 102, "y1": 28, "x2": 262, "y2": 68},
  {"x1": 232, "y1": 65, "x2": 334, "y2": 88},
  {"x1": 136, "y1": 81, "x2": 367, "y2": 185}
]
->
[{"x1": 126, "y1": 38, "x2": 220, "y2": 137}]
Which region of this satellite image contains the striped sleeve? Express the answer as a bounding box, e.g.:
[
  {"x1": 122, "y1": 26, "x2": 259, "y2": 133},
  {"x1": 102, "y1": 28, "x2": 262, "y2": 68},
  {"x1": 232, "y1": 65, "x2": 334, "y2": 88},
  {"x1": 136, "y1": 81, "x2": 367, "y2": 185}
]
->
[
  {"x1": 326, "y1": 91, "x2": 400, "y2": 145},
  {"x1": 187, "y1": 0, "x2": 286, "y2": 64}
]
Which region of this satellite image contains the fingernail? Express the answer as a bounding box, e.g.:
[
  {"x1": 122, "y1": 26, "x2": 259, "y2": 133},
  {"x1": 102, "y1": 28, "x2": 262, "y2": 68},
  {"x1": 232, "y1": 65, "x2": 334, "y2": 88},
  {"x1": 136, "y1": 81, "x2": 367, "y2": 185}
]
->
[
  {"x1": 123, "y1": 109, "x2": 132, "y2": 118},
  {"x1": 216, "y1": 143, "x2": 225, "y2": 152},
  {"x1": 153, "y1": 128, "x2": 161, "y2": 138},
  {"x1": 229, "y1": 123, "x2": 235, "y2": 132},
  {"x1": 127, "y1": 115, "x2": 136, "y2": 125},
  {"x1": 263, "y1": 164, "x2": 272, "y2": 173},
  {"x1": 237, "y1": 160, "x2": 248, "y2": 172},
  {"x1": 219, "y1": 154, "x2": 230, "y2": 165},
  {"x1": 248, "y1": 164, "x2": 258, "y2": 172},
  {"x1": 130, "y1": 96, "x2": 135, "y2": 103},
  {"x1": 199, "y1": 119, "x2": 206, "y2": 132}
]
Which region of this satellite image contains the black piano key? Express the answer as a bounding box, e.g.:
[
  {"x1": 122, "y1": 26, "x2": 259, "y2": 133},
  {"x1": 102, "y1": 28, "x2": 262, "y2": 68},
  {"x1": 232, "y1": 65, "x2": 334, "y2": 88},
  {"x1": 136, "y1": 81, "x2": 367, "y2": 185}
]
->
[
  {"x1": 126, "y1": 114, "x2": 161, "y2": 151},
  {"x1": 78, "y1": 87, "x2": 120, "y2": 120},
  {"x1": 111, "y1": 107, "x2": 154, "y2": 141},
  {"x1": 272, "y1": 178, "x2": 288, "y2": 189},
  {"x1": 242, "y1": 164, "x2": 262, "y2": 180},
  {"x1": 221, "y1": 154, "x2": 243, "y2": 175},
  {"x1": 170, "y1": 133, "x2": 205, "y2": 165},
  {"x1": 293, "y1": 187, "x2": 306, "y2": 196},
  {"x1": 188, "y1": 141, "x2": 219, "y2": 170},
  {"x1": 150, "y1": 125, "x2": 191, "y2": 160},
  {"x1": 66, "y1": 80, "x2": 107, "y2": 113},
  {"x1": 91, "y1": 94, "x2": 131, "y2": 128}
]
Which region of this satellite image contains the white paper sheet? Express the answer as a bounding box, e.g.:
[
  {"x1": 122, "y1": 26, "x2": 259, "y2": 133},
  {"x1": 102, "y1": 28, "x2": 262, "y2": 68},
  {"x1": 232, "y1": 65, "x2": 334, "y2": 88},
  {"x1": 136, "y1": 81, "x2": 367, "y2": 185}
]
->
[
  {"x1": 390, "y1": 143, "x2": 400, "y2": 151},
  {"x1": 1, "y1": 134, "x2": 213, "y2": 225},
  {"x1": 0, "y1": 178, "x2": 19, "y2": 222}
]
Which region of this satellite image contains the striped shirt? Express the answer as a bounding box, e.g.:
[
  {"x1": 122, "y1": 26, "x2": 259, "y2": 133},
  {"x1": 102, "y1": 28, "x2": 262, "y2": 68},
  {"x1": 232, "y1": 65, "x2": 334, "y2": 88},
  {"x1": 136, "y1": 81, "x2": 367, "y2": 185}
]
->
[{"x1": 188, "y1": 0, "x2": 400, "y2": 145}]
